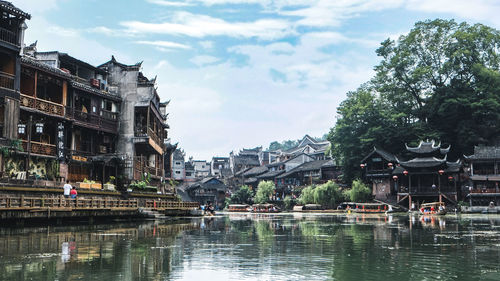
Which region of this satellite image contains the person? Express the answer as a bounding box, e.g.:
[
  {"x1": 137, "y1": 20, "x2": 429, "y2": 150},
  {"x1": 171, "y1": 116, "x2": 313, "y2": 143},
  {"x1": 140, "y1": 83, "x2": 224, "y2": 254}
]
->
[
  {"x1": 63, "y1": 180, "x2": 72, "y2": 198},
  {"x1": 70, "y1": 186, "x2": 78, "y2": 199}
]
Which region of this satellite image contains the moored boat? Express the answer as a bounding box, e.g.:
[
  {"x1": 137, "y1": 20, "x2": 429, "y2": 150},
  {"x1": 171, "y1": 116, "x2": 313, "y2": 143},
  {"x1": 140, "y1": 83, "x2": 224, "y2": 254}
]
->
[
  {"x1": 350, "y1": 202, "x2": 388, "y2": 213},
  {"x1": 227, "y1": 204, "x2": 250, "y2": 212},
  {"x1": 419, "y1": 202, "x2": 446, "y2": 215},
  {"x1": 250, "y1": 204, "x2": 280, "y2": 213}
]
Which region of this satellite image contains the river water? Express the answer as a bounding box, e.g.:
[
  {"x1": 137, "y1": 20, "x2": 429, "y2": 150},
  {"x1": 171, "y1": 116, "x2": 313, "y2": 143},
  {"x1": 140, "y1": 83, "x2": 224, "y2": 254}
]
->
[{"x1": 0, "y1": 213, "x2": 499, "y2": 281}]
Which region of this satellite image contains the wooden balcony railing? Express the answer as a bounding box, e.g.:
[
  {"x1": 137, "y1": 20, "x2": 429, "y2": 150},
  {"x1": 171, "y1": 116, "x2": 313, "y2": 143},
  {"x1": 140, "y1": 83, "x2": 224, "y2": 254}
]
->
[
  {"x1": 21, "y1": 140, "x2": 56, "y2": 157},
  {"x1": 145, "y1": 200, "x2": 199, "y2": 210},
  {"x1": 134, "y1": 127, "x2": 164, "y2": 149},
  {"x1": 134, "y1": 156, "x2": 163, "y2": 179},
  {"x1": 20, "y1": 94, "x2": 65, "y2": 117},
  {"x1": 0, "y1": 196, "x2": 139, "y2": 210},
  {"x1": 66, "y1": 108, "x2": 118, "y2": 132},
  {"x1": 0, "y1": 71, "x2": 14, "y2": 90},
  {"x1": 0, "y1": 27, "x2": 18, "y2": 46},
  {"x1": 470, "y1": 188, "x2": 499, "y2": 194}
]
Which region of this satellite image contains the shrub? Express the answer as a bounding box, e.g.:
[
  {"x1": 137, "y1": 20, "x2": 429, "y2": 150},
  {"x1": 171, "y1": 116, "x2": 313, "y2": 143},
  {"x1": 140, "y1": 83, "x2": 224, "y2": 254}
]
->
[
  {"x1": 283, "y1": 195, "x2": 296, "y2": 210},
  {"x1": 345, "y1": 179, "x2": 372, "y2": 202},
  {"x1": 231, "y1": 185, "x2": 254, "y2": 204},
  {"x1": 298, "y1": 185, "x2": 315, "y2": 205},
  {"x1": 254, "y1": 181, "x2": 275, "y2": 204},
  {"x1": 313, "y1": 181, "x2": 343, "y2": 208}
]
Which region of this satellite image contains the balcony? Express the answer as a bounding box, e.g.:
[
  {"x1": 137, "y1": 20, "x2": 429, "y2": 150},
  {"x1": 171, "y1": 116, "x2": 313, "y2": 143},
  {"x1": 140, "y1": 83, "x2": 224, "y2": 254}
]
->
[
  {"x1": 20, "y1": 94, "x2": 65, "y2": 117},
  {"x1": 66, "y1": 108, "x2": 118, "y2": 133},
  {"x1": 133, "y1": 156, "x2": 163, "y2": 180},
  {"x1": 0, "y1": 71, "x2": 14, "y2": 90},
  {"x1": 134, "y1": 127, "x2": 164, "y2": 154},
  {"x1": 0, "y1": 27, "x2": 18, "y2": 46},
  {"x1": 21, "y1": 140, "x2": 56, "y2": 157}
]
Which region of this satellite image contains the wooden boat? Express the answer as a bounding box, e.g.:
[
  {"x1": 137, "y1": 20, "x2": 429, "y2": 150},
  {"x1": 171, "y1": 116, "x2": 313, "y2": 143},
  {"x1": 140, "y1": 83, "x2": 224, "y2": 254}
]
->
[
  {"x1": 227, "y1": 204, "x2": 250, "y2": 212},
  {"x1": 250, "y1": 203, "x2": 281, "y2": 213},
  {"x1": 350, "y1": 202, "x2": 388, "y2": 213},
  {"x1": 419, "y1": 202, "x2": 446, "y2": 215}
]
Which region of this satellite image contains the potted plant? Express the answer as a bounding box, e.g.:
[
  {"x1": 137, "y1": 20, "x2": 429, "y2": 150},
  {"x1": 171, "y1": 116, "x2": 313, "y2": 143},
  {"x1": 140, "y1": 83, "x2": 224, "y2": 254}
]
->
[
  {"x1": 104, "y1": 176, "x2": 116, "y2": 191},
  {"x1": 78, "y1": 178, "x2": 92, "y2": 189}
]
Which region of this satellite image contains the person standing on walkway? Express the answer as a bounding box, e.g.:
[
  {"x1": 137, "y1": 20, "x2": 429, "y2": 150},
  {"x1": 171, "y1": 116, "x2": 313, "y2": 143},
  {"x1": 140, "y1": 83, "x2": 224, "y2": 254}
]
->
[
  {"x1": 70, "y1": 186, "x2": 78, "y2": 199},
  {"x1": 63, "y1": 180, "x2": 72, "y2": 198}
]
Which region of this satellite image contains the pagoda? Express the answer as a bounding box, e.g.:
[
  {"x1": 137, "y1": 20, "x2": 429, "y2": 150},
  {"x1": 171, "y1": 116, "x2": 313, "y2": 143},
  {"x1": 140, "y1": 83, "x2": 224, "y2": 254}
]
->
[{"x1": 393, "y1": 140, "x2": 461, "y2": 209}]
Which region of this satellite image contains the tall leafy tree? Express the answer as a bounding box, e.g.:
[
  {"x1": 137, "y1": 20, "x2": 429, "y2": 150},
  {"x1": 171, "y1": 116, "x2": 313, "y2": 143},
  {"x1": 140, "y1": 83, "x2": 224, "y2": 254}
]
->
[{"x1": 329, "y1": 19, "x2": 500, "y2": 183}]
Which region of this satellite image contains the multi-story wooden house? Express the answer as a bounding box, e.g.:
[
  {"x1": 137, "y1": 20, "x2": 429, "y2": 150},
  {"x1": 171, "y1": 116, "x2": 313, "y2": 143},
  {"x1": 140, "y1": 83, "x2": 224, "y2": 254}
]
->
[
  {"x1": 99, "y1": 57, "x2": 168, "y2": 185},
  {"x1": 464, "y1": 146, "x2": 500, "y2": 206},
  {"x1": 0, "y1": 1, "x2": 30, "y2": 173}
]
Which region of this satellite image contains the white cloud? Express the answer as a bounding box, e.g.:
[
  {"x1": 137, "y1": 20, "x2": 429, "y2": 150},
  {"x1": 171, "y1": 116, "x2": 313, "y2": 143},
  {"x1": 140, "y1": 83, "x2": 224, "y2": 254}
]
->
[
  {"x1": 120, "y1": 12, "x2": 294, "y2": 40},
  {"x1": 141, "y1": 30, "x2": 377, "y2": 159},
  {"x1": 190, "y1": 55, "x2": 221, "y2": 66},
  {"x1": 46, "y1": 25, "x2": 79, "y2": 37},
  {"x1": 135, "y1": 40, "x2": 192, "y2": 50},
  {"x1": 199, "y1": 40, "x2": 214, "y2": 49},
  {"x1": 282, "y1": 0, "x2": 404, "y2": 27},
  {"x1": 406, "y1": 0, "x2": 500, "y2": 28},
  {"x1": 146, "y1": 0, "x2": 194, "y2": 6}
]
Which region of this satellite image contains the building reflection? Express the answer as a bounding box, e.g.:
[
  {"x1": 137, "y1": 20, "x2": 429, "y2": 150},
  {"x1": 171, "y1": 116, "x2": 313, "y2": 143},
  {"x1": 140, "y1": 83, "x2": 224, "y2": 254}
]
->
[{"x1": 1, "y1": 215, "x2": 500, "y2": 281}]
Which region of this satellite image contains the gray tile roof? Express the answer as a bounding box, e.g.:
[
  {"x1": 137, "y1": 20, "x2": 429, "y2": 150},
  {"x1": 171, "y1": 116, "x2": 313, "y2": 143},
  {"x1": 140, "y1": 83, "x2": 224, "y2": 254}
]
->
[
  {"x1": 361, "y1": 147, "x2": 397, "y2": 163},
  {"x1": 0, "y1": 1, "x2": 31, "y2": 19},
  {"x1": 277, "y1": 159, "x2": 331, "y2": 179},
  {"x1": 242, "y1": 165, "x2": 268, "y2": 177},
  {"x1": 234, "y1": 155, "x2": 260, "y2": 166},
  {"x1": 256, "y1": 169, "x2": 285, "y2": 179},
  {"x1": 465, "y1": 146, "x2": 500, "y2": 160}
]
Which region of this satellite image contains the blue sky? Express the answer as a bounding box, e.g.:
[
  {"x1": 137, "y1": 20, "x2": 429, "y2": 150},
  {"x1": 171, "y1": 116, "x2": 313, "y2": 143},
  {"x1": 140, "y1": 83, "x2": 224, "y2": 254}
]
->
[{"x1": 12, "y1": 0, "x2": 500, "y2": 160}]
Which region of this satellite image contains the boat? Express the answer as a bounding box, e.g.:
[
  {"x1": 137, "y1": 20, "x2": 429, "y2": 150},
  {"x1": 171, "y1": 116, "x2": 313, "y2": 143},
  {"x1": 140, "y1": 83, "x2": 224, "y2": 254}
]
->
[
  {"x1": 227, "y1": 204, "x2": 250, "y2": 212},
  {"x1": 419, "y1": 202, "x2": 446, "y2": 215},
  {"x1": 350, "y1": 202, "x2": 388, "y2": 213},
  {"x1": 250, "y1": 204, "x2": 281, "y2": 213}
]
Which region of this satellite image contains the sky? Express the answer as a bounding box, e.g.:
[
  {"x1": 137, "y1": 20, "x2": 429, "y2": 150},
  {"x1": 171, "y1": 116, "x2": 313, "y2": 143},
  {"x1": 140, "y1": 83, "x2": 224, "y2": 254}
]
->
[{"x1": 11, "y1": 0, "x2": 500, "y2": 161}]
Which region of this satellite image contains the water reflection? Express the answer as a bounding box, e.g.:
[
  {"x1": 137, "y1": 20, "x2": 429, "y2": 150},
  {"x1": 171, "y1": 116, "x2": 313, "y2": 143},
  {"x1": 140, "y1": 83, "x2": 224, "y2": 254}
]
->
[{"x1": 0, "y1": 214, "x2": 499, "y2": 280}]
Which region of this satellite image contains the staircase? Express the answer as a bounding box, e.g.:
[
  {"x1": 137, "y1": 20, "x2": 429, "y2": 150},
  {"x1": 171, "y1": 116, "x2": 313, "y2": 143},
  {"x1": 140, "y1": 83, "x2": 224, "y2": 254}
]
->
[{"x1": 139, "y1": 208, "x2": 168, "y2": 219}]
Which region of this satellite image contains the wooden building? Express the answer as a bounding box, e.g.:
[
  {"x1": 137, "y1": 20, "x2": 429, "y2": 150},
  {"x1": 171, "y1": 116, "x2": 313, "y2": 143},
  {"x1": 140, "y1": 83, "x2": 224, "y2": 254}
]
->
[
  {"x1": 393, "y1": 140, "x2": 461, "y2": 209},
  {"x1": 464, "y1": 146, "x2": 500, "y2": 206},
  {"x1": 186, "y1": 177, "x2": 228, "y2": 209},
  {"x1": 360, "y1": 147, "x2": 398, "y2": 200}
]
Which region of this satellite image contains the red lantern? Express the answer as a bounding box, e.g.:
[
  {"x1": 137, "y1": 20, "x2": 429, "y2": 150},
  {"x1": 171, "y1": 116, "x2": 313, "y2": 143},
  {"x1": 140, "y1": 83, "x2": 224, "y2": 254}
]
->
[
  {"x1": 392, "y1": 175, "x2": 398, "y2": 181},
  {"x1": 448, "y1": 176, "x2": 453, "y2": 181},
  {"x1": 403, "y1": 170, "x2": 408, "y2": 176},
  {"x1": 360, "y1": 163, "x2": 365, "y2": 168},
  {"x1": 438, "y1": 169, "x2": 444, "y2": 175},
  {"x1": 388, "y1": 162, "x2": 393, "y2": 168}
]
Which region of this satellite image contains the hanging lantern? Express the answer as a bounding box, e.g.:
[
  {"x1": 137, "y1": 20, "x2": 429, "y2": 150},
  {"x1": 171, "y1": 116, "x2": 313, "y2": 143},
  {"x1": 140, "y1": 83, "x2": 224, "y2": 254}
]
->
[
  {"x1": 448, "y1": 176, "x2": 454, "y2": 181},
  {"x1": 392, "y1": 175, "x2": 398, "y2": 181},
  {"x1": 388, "y1": 162, "x2": 393, "y2": 168},
  {"x1": 360, "y1": 163, "x2": 366, "y2": 168},
  {"x1": 35, "y1": 122, "x2": 44, "y2": 134},
  {"x1": 403, "y1": 170, "x2": 408, "y2": 176},
  {"x1": 438, "y1": 169, "x2": 444, "y2": 175}
]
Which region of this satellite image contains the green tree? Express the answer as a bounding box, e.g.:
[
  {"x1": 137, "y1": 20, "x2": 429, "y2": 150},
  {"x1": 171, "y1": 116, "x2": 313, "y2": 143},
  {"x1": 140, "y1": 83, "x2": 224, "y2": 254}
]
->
[
  {"x1": 373, "y1": 19, "x2": 500, "y2": 157},
  {"x1": 283, "y1": 195, "x2": 295, "y2": 210},
  {"x1": 230, "y1": 185, "x2": 254, "y2": 204},
  {"x1": 254, "y1": 181, "x2": 275, "y2": 204},
  {"x1": 328, "y1": 19, "x2": 500, "y2": 184},
  {"x1": 344, "y1": 180, "x2": 372, "y2": 202},
  {"x1": 313, "y1": 181, "x2": 343, "y2": 208},
  {"x1": 298, "y1": 185, "x2": 315, "y2": 205}
]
